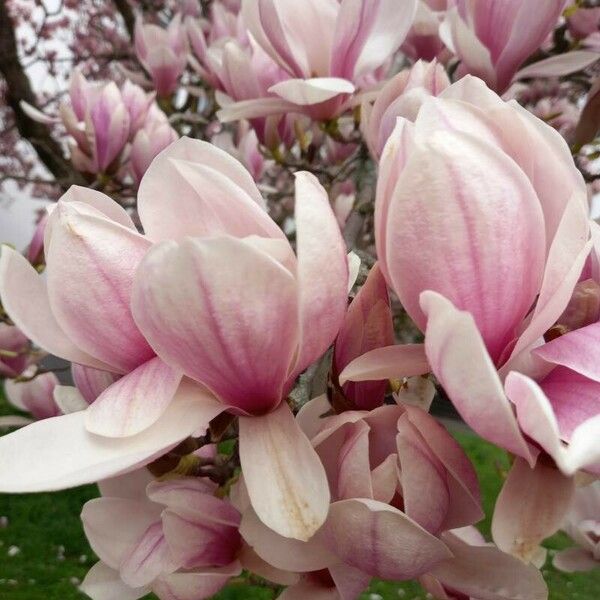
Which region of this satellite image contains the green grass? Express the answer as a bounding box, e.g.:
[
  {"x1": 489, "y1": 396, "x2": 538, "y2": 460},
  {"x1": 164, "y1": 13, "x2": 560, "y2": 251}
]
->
[{"x1": 0, "y1": 402, "x2": 598, "y2": 599}]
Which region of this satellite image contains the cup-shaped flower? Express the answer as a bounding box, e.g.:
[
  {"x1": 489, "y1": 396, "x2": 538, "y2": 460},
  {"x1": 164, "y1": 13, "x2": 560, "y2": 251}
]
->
[
  {"x1": 0, "y1": 323, "x2": 29, "y2": 378},
  {"x1": 362, "y1": 59, "x2": 449, "y2": 159},
  {"x1": 440, "y1": 0, "x2": 566, "y2": 92},
  {"x1": 135, "y1": 14, "x2": 189, "y2": 98},
  {"x1": 218, "y1": 0, "x2": 418, "y2": 122},
  {"x1": 4, "y1": 371, "x2": 60, "y2": 421}
]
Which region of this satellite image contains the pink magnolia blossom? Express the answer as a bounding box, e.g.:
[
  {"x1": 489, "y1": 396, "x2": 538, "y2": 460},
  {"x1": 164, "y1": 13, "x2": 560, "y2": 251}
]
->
[
  {"x1": 350, "y1": 75, "x2": 600, "y2": 561},
  {"x1": 440, "y1": 0, "x2": 568, "y2": 92},
  {"x1": 134, "y1": 14, "x2": 189, "y2": 98},
  {"x1": 567, "y1": 5, "x2": 600, "y2": 41},
  {"x1": 553, "y1": 481, "x2": 600, "y2": 573},
  {"x1": 129, "y1": 106, "x2": 179, "y2": 184},
  {"x1": 0, "y1": 137, "x2": 348, "y2": 543},
  {"x1": 361, "y1": 59, "x2": 450, "y2": 159},
  {"x1": 402, "y1": 0, "x2": 449, "y2": 62},
  {"x1": 80, "y1": 471, "x2": 275, "y2": 600},
  {"x1": 239, "y1": 398, "x2": 546, "y2": 599},
  {"x1": 0, "y1": 323, "x2": 29, "y2": 378},
  {"x1": 218, "y1": 0, "x2": 418, "y2": 123},
  {"x1": 4, "y1": 371, "x2": 60, "y2": 421}
]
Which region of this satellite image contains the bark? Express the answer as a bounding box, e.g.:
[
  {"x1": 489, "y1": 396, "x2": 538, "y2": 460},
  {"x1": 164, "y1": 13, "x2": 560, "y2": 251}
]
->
[
  {"x1": 0, "y1": 0, "x2": 83, "y2": 185},
  {"x1": 113, "y1": 0, "x2": 135, "y2": 39}
]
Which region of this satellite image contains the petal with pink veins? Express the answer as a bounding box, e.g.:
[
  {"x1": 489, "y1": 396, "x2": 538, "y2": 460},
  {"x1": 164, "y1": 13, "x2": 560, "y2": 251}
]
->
[
  {"x1": 324, "y1": 498, "x2": 451, "y2": 580},
  {"x1": 421, "y1": 291, "x2": 533, "y2": 461},
  {"x1": 85, "y1": 358, "x2": 182, "y2": 438},
  {"x1": 239, "y1": 403, "x2": 330, "y2": 541},
  {"x1": 132, "y1": 236, "x2": 298, "y2": 413},
  {"x1": 80, "y1": 562, "x2": 148, "y2": 600},
  {"x1": 0, "y1": 381, "x2": 224, "y2": 492}
]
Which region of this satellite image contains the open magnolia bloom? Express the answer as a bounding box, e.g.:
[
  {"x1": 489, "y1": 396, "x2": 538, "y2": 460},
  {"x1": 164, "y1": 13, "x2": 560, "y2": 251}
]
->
[
  {"x1": 343, "y1": 75, "x2": 600, "y2": 561},
  {"x1": 553, "y1": 481, "x2": 600, "y2": 573},
  {"x1": 80, "y1": 469, "x2": 293, "y2": 600},
  {"x1": 0, "y1": 136, "x2": 348, "y2": 542},
  {"x1": 218, "y1": 0, "x2": 418, "y2": 123},
  {"x1": 237, "y1": 398, "x2": 547, "y2": 600}
]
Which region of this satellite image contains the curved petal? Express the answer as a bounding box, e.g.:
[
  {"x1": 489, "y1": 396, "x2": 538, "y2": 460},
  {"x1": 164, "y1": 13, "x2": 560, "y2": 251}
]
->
[
  {"x1": 0, "y1": 246, "x2": 110, "y2": 370},
  {"x1": 331, "y1": 0, "x2": 417, "y2": 79},
  {"x1": 0, "y1": 381, "x2": 224, "y2": 492},
  {"x1": 80, "y1": 562, "x2": 148, "y2": 600},
  {"x1": 292, "y1": 172, "x2": 349, "y2": 377},
  {"x1": 514, "y1": 50, "x2": 600, "y2": 81},
  {"x1": 85, "y1": 358, "x2": 182, "y2": 437},
  {"x1": 217, "y1": 97, "x2": 297, "y2": 122},
  {"x1": 421, "y1": 291, "x2": 533, "y2": 461},
  {"x1": 45, "y1": 203, "x2": 154, "y2": 373},
  {"x1": 553, "y1": 547, "x2": 599, "y2": 573},
  {"x1": 324, "y1": 498, "x2": 452, "y2": 580},
  {"x1": 339, "y1": 344, "x2": 429, "y2": 384},
  {"x1": 72, "y1": 364, "x2": 119, "y2": 404},
  {"x1": 53, "y1": 386, "x2": 89, "y2": 414},
  {"x1": 386, "y1": 129, "x2": 546, "y2": 362},
  {"x1": 269, "y1": 78, "x2": 354, "y2": 105},
  {"x1": 137, "y1": 138, "x2": 283, "y2": 242},
  {"x1": 132, "y1": 236, "x2": 298, "y2": 413},
  {"x1": 81, "y1": 497, "x2": 162, "y2": 570},
  {"x1": 152, "y1": 562, "x2": 242, "y2": 600},
  {"x1": 430, "y1": 530, "x2": 548, "y2": 600},
  {"x1": 239, "y1": 403, "x2": 330, "y2": 541},
  {"x1": 491, "y1": 457, "x2": 575, "y2": 563},
  {"x1": 240, "y1": 506, "x2": 337, "y2": 572}
]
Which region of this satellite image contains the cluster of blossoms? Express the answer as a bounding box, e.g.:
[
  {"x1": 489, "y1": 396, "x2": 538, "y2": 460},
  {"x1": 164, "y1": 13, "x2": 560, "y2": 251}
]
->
[{"x1": 1, "y1": 1, "x2": 600, "y2": 600}]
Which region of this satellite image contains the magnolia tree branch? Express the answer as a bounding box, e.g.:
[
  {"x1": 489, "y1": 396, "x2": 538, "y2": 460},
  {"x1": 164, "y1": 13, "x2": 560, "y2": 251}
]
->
[
  {"x1": 112, "y1": 0, "x2": 135, "y2": 39},
  {"x1": 0, "y1": 0, "x2": 83, "y2": 187}
]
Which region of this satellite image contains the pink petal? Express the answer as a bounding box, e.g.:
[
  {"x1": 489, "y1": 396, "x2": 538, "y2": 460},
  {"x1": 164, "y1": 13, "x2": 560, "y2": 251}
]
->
[
  {"x1": 329, "y1": 563, "x2": 372, "y2": 600},
  {"x1": 553, "y1": 547, "x2": 599, "y2": 573},
  {"x1": 19, "y1": 100, "x2": 60, "y2": 125},
  {"x1": 491, "y1": 457, "x2": 575, "y2": 563},
  {"x1": 137, "y1": 137, "x2": 283, "y2": 243},
  {"x1": 152, "y1": 562, "x2": 242, "y2": 600},
  {"x1": 336, "y1": 420, "x2": 373, "y2": 499},
  {"x1": 239, "y1": 506, "x2": 337, "y2": 572},
  {"x1": 217, "y1": 97, "x2": 298, "y2": 123},
  {"x1": 4, "y1": 372, "x2": 60, "y2": 420},
  {"x1": 269, "y1": 78, "x2": 354, "y2": 105},
  {"x1": 403, "y1": 406, "x2": 483, "y2": 531},
  {"x1": 324, "y1": 498, "x2": 452, "y2": 580},
  {"x1": 292, "y1": 172, "x2": 349, "y2": 377},
  {"x1": 386, "y1": 130, "x2": 546, "y2": 362},
  {"x1": 120, "y1": 521, "x2": 175, "y2": 588},
  {"x1": 132, "y1": 236, "x2": 298, "y2": 413},
  {"x1": 80, "y1": 562, "x2": 148, "y2": 600},
  {"x1": 0, "y1": 246, "x2": 110, "y2": 370},
  {"x1": 338, "y1": 344, "x2": 429, "y2": 385},
  {"x1": 430, "y1": 530, "x2": 548, "y2": 600},
  {"x1": 72, "y1": 363, "x2": 119, "y2": 404},
  {"x1": 278, "y1": 580, "x2": 339, "y2": 600},
  {"x1": 506, "y1": 371, "x2": 600, "y2": 475},
  {"x1": 161, "y1": 509, "x2": 240, "y2": 569},
  {"x1": 514, "y1": 50, "x2": 600, "y2": 81},
  {"x1": 53, "y1": 386, "x2": 90, "y2": 415},
  {"x1": 237, "y1": 544, "x2": 300, "y2": 586},
  {"x1": 331, "y1": 0, "x2": 417, "y2": 80},
  {"x1": 535, "y1": 322, "x2": 600, "y2": 383},
  {"x1": 540, "y1": 367, "x2": 600, "y2": 441},
  {"x1": 81, "y1": 497, "x2": 162, "y2": 570},
  {"x1": 85, "y1": 358, "x2": 182, "y2": 437},
  {"x1": 98, "y1": 469, "x2": 155, "y2": 501},
  {"x1": 333, "y1": 262, "x2": 395, "y2": 409},
  {"x1": 421, "y1": 291, "x2": 533, "y2": 461},
  {"x1": 503, "y1": 196, "x2": 591, "y2": 374},
  {"x1": 0, "y1": 381, "x2": 223, "y2": 492},
  {"x1": 239, "y1": 403, "x2": 330, "y2": 541},
  {"x1": 45, "y1": 202, "x2": 154, "y2": 373},
  {"x1": 396, "y1": 414, "x2": 450, "y2": 534}
]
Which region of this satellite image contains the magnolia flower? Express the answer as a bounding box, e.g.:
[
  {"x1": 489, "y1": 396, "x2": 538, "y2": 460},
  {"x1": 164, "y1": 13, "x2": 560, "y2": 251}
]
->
[
  {"x1": 3, "y1": 371, "x2": 60, "y2": 422},
  {"x1": 567, "y1": 5, "x2": 600, "y2": 41},
  {"x1": 402, "y1": 0, "x2": 448, "y2": 62},
  {"x1": 218, "y1": 0, "x2": 418, "y2": 122},
  {"x1": 239, "y1": 398, "x2": 546, "y2": 599},
  {"x1": 553, "y1": 481, "x2": 600, "y2": 573},
  {"x1": 0, "y1": 323, "x2": 29, "y2": 378},
  {"x1": 135, "y1": 14, "x2": 189, "y2": 98},
  {"x1": 361, "y1": 59, "x2": 450, "y2": 159},
  {"x1": 440, "y1": 0, "x2": 565, "y2": 92},
  {"x1": 80, "y1": 470, "x2": 289, "y2": 600},
  {"x1": 129, "y1": 106, "x2": 179, "y2": 184},
  {"x1": 0, "y1": 137, "x2": 348, "y2": 543},
  {"x1": 343, "y1": 76, "x2": 600, "y2": 562}
]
